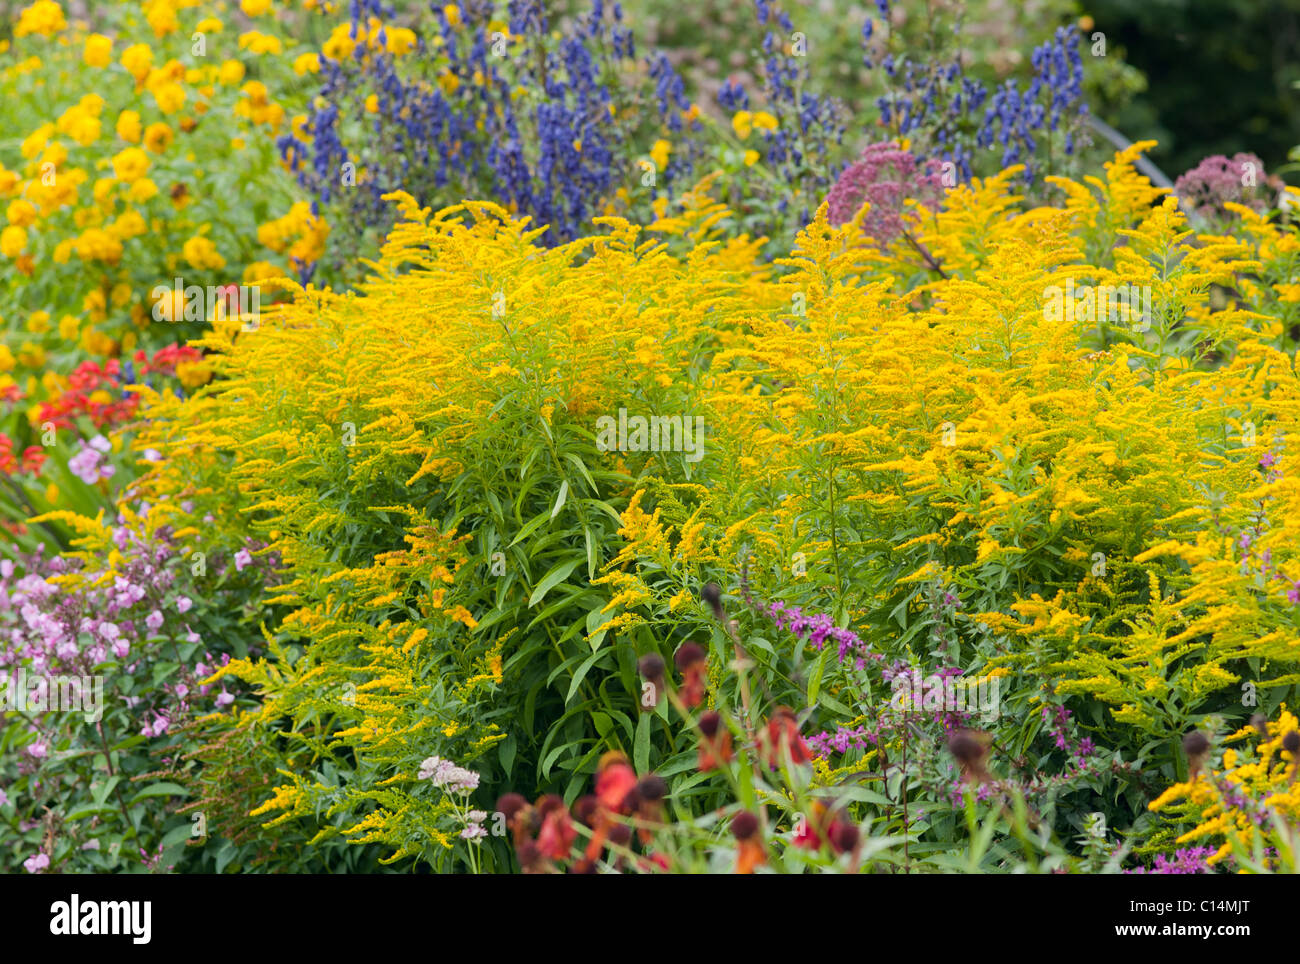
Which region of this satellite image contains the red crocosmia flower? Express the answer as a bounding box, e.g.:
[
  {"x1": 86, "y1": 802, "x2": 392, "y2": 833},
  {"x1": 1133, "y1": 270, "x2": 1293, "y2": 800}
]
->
[
  {"x1": 674, "y1": 642, "x2": 707, "y2": 708},
  {"x1": 0, "y1": 435, "x2": 16, "y2": 475},
  {"x1": 20, "y1": 446, "x2": 46, "y2": 474},
  {"x1": 595, "y1": 751, "x2": 639, "y2": 813},
  {"x1": 534, "y1": 795, "x2": 577, "y2": 860},
  {"x1": 760, "y1": 706, "x2": 813, "y2": 770},
  {"x1": 0, "y1": 383, "x2": 22, "y2": 404}
]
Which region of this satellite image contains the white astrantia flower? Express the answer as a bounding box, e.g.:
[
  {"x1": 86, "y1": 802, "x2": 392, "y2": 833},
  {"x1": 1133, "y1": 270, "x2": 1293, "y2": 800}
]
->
[{"x1": 419, "y1": 755, "x2": 481, "y2": 793}]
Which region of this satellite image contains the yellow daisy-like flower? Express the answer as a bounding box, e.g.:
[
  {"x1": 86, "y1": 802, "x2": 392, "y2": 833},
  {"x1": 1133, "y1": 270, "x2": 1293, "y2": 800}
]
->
[
  {"x1": 14, "y1": 0, "x2": 67, "y2": 38},
  {"x1": 650, "y1": 139, "x2": 671, "y2": 170},
  {"x1": 111, "y1": 147, "x2": 150, "y2": 183},
  {"x1": 182, "y1": 235, "x2": 226, "y2": 271},
  {"x1": 120, "y1": 43, "x2": 154, "y2": 84},
  {"x1": 0, "y1": 225, "x2": 28, "y2": 258},
  {"x1": 83, "y1": 33, "x2": 112, "y2": 68},
  {"x1": 116, "y1": 109, "x2": 143, "y2": 143},
  {"x1": 143, "y1": 123, "x2": 173, "y2": 153}
]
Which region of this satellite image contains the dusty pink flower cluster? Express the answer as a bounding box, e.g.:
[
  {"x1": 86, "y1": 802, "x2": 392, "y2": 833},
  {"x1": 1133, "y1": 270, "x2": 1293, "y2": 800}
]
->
[{"x1": 825, "y1": 141, "x2": 946, "y2": 243}]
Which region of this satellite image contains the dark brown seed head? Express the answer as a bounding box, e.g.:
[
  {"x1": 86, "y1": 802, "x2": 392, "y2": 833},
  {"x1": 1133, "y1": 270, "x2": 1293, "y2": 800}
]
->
[
  {"x1": 1183, "y1": 731, "x2": 1210, "y2": 758},
  {"x1": 701, "y1": 582, "x2": 725, "y2": 619},
  {"x1": 636, "y1": 774, "x2": 668, "y2": 802},
  {"x1": 574, "y1": 795, "x2": 599, "y2": 826},
  {"x1": 674, "y1": 642, "x2": 706, "y2": 670},
  {"x1": 534, "y1": 794, "x2": 566, "y2": 819},
  {"x1": 698, "y1": 710, "x2": 722, "y2": 738},
  {"x1": 609, "y1": 823, "x2": 633, "y2": 847},
  {"x1": 1283, "y1": 731, "x2": 1300, "y2": 755},
  {"x1": 516, "y1": 839, "x2": 541, "y2": 868},
  {"x1": 948, "y1": 730, "x2": 986, "y2": 766},
  {"x1": 731, "y1": 810, "x2": 759, "y2": 840},
  {"x1": 496, "y1": 793, "x2": 527, "y2": 820},
  {"x1": 637, "y1": 652, "x2": 665, "y2": 680},
  {"x1": 829, "y1": 821, "x2": 860, "y2": 854}
]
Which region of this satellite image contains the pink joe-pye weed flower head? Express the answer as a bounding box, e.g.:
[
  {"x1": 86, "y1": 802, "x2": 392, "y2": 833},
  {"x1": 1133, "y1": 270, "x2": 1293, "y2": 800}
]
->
[
  {"x1": 825, "y1": 140, "x2": 946, "y2": 245},
  {"x1": 176, "y1": 595, "x2": 193, "y2": 614},
  {"x1": 233, "y1": 548, "x2": 253, "y2": 572}
]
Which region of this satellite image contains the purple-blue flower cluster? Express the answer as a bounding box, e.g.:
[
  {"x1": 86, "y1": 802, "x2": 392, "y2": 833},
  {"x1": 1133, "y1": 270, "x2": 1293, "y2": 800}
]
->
[
  {"x1": 863, "y1": 3, "x2": 1087, "y2": 184},
  {"x1": 280, "y1": 0, "x2": 700, "y2": 265}
]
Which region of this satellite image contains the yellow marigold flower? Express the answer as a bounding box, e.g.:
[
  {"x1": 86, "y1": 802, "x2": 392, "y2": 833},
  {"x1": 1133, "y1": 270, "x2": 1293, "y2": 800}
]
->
[
  {"x1": 444, "y1": 4, "x2": 462, "y2": 27},
  {"x1": 241, "y1": 0, "x2": 272, "y2": 16},
  {"x1": 182, "y1": 235, "x2": 226, "y2": 271},
  {"x1": 111, "y1": 147, "x2": 150, "y2": 183},
  {"x1": 365, "y1": 94, "x2": 379, "y2": 113},
  {"x1": 241, "y1": 80, "x2": 269, "y2": 106},
  {"x1": 293, "y1": 52, "x2": 320, "y2": 75},
  {"x1": 650, "y1": 139, "x2": 671, "y2": 169},
  {"x1": 115, "y1": 109, "x2": 143, "y2": 143},
  {"x1": 74, "y1": 228, "x2": 123, "y2": 263},
  {"x1": 751, "y1": 110, "x2": 778, "y2": 131},
  {"x1": 26, "y1": 311, "x2": 49, "y2": 334},
  {"x1": 6, "y1": 199, "x2": 36, "y2": 228},
  {"x1": 238, "y1": 31, "x2": 283, "y2": 55},
  {"x1": 322, "y1": 24, "x2": 356, "y2": 60},
  {"x1": 195, "y1": 17, "x2": 222, "y2": 32},
  {"x1": 108, "y1": 209, "x2": 147, "y2": 241},
  {"x1": 20, "y1": 124, "x2": 54, "y2": 160},
  {"x1": 127, "y1": 177, "x2": 159, "y2": 203},
  {"x1": 146, "y1": 2, "x2": 178, "y2": 36},
  {"x1": 143, "y1": 122, "x2": 173, "y2": 153},
  {"x1": 387, "y1": 27, "x2": 416, "y2": 55},
  {"x1": 217, "y1": 59, "x2": 246, "y2": 86},
  {"x1": 744, "y1": 149, "x2": 760, "y2": 167},
  {"x1": 83, "y1": 33, "x2": 112, "y2": 67},
  {"x1": 151, "y1": 83, "x2": 185, "y2": 115},
  {"x1": 14, "y1": 0, "x2": 67, "y2": 37},
  {"x1": 0, "y1": 225, "x2": 28, "y2": 258},
  {"x1": 120, "y1": 43, "x2": 154, "y2": 84}
]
